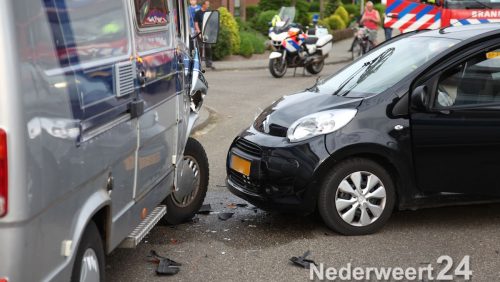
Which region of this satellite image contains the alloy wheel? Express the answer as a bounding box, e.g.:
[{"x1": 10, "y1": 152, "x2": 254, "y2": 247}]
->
[{"x1": 334, "y1": 171, "x2": 387, "y2": 227}]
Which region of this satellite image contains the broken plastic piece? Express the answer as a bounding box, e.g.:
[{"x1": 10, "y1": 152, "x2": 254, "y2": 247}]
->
[
  {"x1": 148, "y1": 250, "x2": 182, "y2": 276},
  {"x1": 197, "y1": 204, "x2": 212, "y2": 214},
  {"x1": 218, "y1": 212, "x2": 234, "y2": 221},
  {"x1": 290, "y1": 250, "x2": 317, "y2": 269},
  {"x1": 236, "y1": 203, "x2": 248, "y2": 208}
]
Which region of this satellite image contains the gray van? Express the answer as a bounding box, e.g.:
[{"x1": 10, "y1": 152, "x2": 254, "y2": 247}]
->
[{"x1": 0, "y1": 0, "x2": 219, "y2": 281}]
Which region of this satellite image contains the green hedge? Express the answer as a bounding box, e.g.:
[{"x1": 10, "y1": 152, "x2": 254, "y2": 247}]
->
[
  {"x1": 334, "y1": 6, "x2": 350, "y2": 26},
  {"x1": 246, "y1": 5, "x2": 260, "y2": 20},
  {"x1": 219, "y1": 7, "x2": 240, "y2": 54},
  {"x1": 344, "y1": 4, "x2": 361, "y2": 19},
  {"x1": 255, "y1": 10, "x2": 277, "y2": 35},
  {"x1": 326, "y1": 14, "x2": 346, "y2": 30},
  {"x1": 374, "y1": 4, "x2": 386, "y2": 19},
  {"x1": 212, "y1": 24, "x2": 232, "y2": 60}
]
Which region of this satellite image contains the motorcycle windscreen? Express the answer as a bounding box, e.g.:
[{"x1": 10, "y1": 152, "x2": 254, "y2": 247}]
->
[{"x1": 279, "y1": 6, "x2": 296, "y2": 23}]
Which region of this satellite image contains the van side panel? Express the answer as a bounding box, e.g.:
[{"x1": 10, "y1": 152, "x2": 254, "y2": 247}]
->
[{"x1": 0, "y1": 0, "x2": 141, "y2": 280}]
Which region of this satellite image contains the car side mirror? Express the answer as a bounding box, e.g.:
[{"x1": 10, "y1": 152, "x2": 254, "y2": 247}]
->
[
  {"x1": 202, "y1": 11, "x2": 220, "y2": 44},
  {"x1": 411, "y1": 85, "x2": 429, "y2": 111}
]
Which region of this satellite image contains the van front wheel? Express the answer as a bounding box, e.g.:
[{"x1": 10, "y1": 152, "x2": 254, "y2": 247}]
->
[
  {"x1": 164, "y1": 138, "x2": 209, "y2": 224},
  {"x1": 71, "y1": 221, "x2": 105, "y2": 282}
]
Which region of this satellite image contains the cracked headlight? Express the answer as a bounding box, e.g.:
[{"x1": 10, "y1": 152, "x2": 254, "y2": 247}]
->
[{"x1": 287, "y1": 109, "x2": 357, "y2": 143}]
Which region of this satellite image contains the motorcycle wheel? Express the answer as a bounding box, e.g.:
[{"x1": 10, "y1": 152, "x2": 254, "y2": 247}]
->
[
  {"x1": 306, "y1": 58, "x2": 325, "y2": 75},
  {"x1": 269, "y1": 58, "x2": 287, "y2": 78}
]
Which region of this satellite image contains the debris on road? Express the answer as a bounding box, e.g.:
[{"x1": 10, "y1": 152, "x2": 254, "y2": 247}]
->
[
  {"x1": 197, "y1": 204, "x2": 212, "y2": 214},
  {"x1": 236, "y1": 203, "x2": 248, "y2": 208},
  {"x1": 248, "y1": 225, "x2": 257, "y2": 228},
  {"x1": 218, "y1": 212, "x2": 234, "y2": 221},
  {"x1": 147, "y1": 250, "x2": 182, "y2": 276},
  {"x1": 290, "y1": 251, "x2": 318, "y2": 269}
]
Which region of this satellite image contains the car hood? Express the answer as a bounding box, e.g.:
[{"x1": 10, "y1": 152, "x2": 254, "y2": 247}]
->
[{"x1": 253, "y1": 90, "x2": 363, "y2": 136}]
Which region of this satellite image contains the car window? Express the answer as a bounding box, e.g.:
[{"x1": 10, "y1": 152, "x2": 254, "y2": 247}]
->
[
  {"x1": 435, "y1": 48, "x2": 500, "y2": 108},
  {"x1": 134, "y1": 0, "x2": 169, "y2": 28},
  {"x1": 319, "y1": 36, "x2": 459, "y2": 98}
]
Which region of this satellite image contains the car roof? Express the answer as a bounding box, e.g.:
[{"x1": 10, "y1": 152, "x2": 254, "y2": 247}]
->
[{"x1": 412, "y1": 23, "x2": 500, "y2": 41}]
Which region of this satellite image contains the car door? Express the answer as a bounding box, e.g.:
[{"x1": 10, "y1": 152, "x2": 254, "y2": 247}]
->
[
  {"x1": 411, "y1": 41, "x2": 500, "y2": 195},
  {"x1": 132, "y1": 0, "x2": 177, "y2": 199}
]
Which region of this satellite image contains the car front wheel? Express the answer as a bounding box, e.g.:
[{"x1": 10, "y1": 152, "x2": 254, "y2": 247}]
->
[{"x1": 318, "y1": 158, "x2": 396, "y2": 235}]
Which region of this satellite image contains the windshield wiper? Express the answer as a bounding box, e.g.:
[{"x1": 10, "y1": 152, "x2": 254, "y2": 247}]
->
[
  {"x1": 333, "y1": 48, "x2": 395, "y2": 97},
  {"x1": 306, "y1": 76, "x2": 323, "y2": 92}
]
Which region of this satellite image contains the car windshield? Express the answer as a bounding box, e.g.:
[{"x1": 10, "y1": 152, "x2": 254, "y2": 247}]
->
[{"x1": 319, "y1": 36, "x2": 459, "y2": 98}]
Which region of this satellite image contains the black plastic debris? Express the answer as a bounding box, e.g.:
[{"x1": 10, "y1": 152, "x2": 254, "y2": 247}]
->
[
  {"x1": 290, "y1": 251, "x2": 317, "y2": 269},
  {"x1": 197, "y1": 204, "x2": 212, "y2": 214},
  {"x1": 236, "y1": 203, "x2": 248, "y2": 208},
  {"x1": 148, "y1": 250, "x2": 181, "y2": 276},
  {"x1": 218, "y1": 212, "x2": 234, "y2": 221}
]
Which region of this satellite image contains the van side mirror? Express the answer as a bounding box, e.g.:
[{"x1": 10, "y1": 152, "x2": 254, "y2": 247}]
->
[
  {"x1": 202, "y1": 11, "x2": 220, "y2": 44},
  {"x1": 411, "y1": 85, "x2": 429, "y2": 111}
]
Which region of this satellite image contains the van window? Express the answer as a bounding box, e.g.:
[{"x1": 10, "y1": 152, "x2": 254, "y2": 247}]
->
[
  {"x1": 15, "y1": 0, "x2": 134, "y2": 130},
  {"x1": 134, "y1": 0, "x2": 170, "y2": 28},
  {"x1": 41, "y1": 0, "x2": 129, "y2": 68}
]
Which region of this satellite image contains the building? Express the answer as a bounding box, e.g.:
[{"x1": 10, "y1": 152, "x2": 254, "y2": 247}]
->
[{"x1": 211, "y1": 0, "x2": 260, "y2": 19}]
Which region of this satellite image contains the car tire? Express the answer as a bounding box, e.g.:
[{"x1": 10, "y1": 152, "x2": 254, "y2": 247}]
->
[
  {"x1": 71, "y1": 221, "x2": 105, "y2": 282},
  {"x1": 318, "y1": 158, "x2": 396, "y2": 235},
  {"x1": 163, "y1": 137, "x2": 209, "y2": 225}
]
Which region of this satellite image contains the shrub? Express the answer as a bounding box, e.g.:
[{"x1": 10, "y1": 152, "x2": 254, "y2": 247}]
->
[
  {"x1": 255, "y1": 9, "x2": 278, "y2": 35},
  {"x1": 374, "y1": 4, "x2": 386, "y2": 19},
  {"x1": 239, "y1": 33, "x2": 255, "y2": 58},
  {"x1": 326, "y1": 14, "x2": 346, "y2": 30},
  {"x1": 246, "y1": 5, "x2": 260, "y2": 20},
  {"x1": 212, "y1": 25, "x2": 232, "y2": 60},
  {"x1": 344, "y1": 4, "x2": 361, "y2": 20},
  {"x1": 334, "y1": 6, "x2": 350, "y2": 26},
  {"x1": 295, "y1": 0, "x2": 312, "y2": 27},
  {"x1": 219, "y1": 7, "x2": 240, "y2": 54},
  {"x1": 325, "y1": 0, "x2": 343, "y2": 16},
  {"x1": 258, "y1": 0, "x2": 291, "y2": 11},
  {"x1": 309, "y1": 0, "x2": 320, "y2": 12}
]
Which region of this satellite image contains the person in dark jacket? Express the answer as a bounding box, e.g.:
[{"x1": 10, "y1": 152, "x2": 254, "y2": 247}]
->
[{"x1": 194, "y1": 0, "x2": 214, "y2": 69}]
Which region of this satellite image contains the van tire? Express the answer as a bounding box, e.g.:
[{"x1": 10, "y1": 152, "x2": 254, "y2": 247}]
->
[
  {"x1": 164, "y1": 138, "x2": 209, "y2": 225},
  {"x1": 71, "y1": 221, "x2": 105, "y2": 282},
  {"x1": 318, "y1": 158, "x2": 395, "y2": 235}
]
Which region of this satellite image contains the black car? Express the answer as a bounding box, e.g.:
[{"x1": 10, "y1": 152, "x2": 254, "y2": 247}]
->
[{"x1": 226, "y1": 24, "x2": 500, "y2": 235}]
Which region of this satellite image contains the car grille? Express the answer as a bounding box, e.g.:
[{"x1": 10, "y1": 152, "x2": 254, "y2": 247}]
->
[
  {"x1": 229, "y1": 170, "x2": 261, "y2": 193},
  {"x1": 234, "y1": 138, "x2": 262, "y2": 157}
]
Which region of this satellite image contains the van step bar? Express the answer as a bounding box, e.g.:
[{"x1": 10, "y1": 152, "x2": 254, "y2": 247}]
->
[{"x1": 119, "y1": 205, "x2": 166, "y2": 248}]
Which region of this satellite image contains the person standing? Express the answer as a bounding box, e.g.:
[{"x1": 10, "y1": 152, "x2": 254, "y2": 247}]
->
[
  {"x1": 188, "y1": 0, "x2": 200, "y2": 33},
  {"x1": 194, "y1": 0, "x2": 214, "y2": 69},
  {"x1": 360, "y1": 1, "x2": 381, "y2": 45}
]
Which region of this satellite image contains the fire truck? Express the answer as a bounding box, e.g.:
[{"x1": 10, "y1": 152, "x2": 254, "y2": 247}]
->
[{"x1": 383, "y1": 0, "x2": 500, "y2": 33}]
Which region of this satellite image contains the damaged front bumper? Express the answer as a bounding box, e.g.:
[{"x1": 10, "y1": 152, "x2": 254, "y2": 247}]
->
[{"x1": 226, "y1": 126, "x2": 330, "y2": 214}]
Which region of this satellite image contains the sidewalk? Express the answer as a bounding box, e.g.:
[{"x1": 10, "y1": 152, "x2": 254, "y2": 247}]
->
[{"x1": 212, "y1": 30, "x2": 388, "y2": 71}]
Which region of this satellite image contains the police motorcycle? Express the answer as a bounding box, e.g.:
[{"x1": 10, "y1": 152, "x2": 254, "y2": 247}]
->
[{"x1": 268, "y1": 8, "x2": 333, "y2": 78}]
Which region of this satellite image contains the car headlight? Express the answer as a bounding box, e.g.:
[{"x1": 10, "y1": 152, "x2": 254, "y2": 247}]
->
[{"x1": 287, "y1": 109, "x2": 357, "y2": 142}]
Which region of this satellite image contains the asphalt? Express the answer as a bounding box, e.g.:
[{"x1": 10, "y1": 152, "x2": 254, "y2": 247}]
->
[{"x1": 107, "y1": 58, "x2": 500, "y2": 281}]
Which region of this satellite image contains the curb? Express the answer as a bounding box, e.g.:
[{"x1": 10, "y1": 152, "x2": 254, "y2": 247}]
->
[
  {"x1": 212, "y1": 57, "x2": 352, "y2": 72},
  {"x1": 191, "y1": 105, "x2": 219, "y2": 136}
]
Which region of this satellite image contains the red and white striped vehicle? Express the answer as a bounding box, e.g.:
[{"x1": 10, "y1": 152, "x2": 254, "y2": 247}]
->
[{"x1": 383, "y1": 0, "x2": 500, "y2": 33}]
